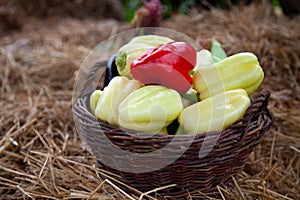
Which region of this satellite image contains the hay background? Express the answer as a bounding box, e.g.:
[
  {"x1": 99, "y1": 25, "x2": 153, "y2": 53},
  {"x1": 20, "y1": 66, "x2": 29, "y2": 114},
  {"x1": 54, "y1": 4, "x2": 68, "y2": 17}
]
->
[{"x1": 0, "y1": 1, "x2": 299, "y2": 199}]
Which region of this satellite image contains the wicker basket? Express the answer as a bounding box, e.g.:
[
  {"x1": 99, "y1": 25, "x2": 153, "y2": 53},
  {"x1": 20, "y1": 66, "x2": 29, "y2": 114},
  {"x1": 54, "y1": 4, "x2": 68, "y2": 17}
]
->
[{"x1": 73, "y1": 61, "x2": 274, "y2": 199}]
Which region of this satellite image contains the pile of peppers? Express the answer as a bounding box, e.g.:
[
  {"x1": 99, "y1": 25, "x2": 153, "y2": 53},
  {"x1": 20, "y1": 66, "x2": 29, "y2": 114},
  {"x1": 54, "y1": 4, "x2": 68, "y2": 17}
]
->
[{"x1": 90, "y1": 35, "x2": 265, "y2": 135}]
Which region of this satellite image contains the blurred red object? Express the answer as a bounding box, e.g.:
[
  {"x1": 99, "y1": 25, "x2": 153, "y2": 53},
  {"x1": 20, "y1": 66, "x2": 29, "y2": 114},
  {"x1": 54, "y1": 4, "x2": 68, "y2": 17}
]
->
[{"x1": 131, "y1": 0, "x2": 163, "y2": 27}]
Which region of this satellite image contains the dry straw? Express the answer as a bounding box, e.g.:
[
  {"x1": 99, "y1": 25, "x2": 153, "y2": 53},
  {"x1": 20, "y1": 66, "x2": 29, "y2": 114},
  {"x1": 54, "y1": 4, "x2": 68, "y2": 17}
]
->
[{"x1": 1, "y1": 1, "x2": 300, "y2": 199}]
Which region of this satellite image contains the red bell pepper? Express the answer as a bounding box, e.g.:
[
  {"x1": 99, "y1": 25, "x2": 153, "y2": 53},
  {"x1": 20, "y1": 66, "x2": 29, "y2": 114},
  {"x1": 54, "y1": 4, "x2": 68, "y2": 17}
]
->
[{"x1": 130, "y1": 42, "x2": 196, "y2": 94}]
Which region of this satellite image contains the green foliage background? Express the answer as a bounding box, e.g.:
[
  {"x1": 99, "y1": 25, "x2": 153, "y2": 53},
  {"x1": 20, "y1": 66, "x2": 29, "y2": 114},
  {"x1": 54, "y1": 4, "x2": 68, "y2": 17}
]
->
[
  {"x1": 120, "y1": 0, "x2": 196, "y2": 22},
  {"x1": 120, "y1": 0, "x2": 282, "y2": 22}
]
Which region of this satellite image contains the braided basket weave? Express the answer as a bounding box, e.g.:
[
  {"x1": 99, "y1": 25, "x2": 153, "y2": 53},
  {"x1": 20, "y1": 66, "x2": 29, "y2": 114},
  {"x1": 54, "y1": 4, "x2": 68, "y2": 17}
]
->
[{"x1": 73, "y1": 61, "x2": 274, "y2": 199}]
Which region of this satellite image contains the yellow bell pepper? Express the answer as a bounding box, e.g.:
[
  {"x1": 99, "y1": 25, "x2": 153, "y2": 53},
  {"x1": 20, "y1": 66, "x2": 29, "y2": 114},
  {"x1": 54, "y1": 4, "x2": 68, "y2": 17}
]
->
[
  {"x1": 94, "y1": 76, "x2": 143, "y2": 125},
  {"x1": 115, "y1": 35, "x2": 173, "y2": 78},
  {"x1": 89, "y1": 90, "x2": 102, "y2": 115},
  {"x1": 179, "y1": 89, "x2": 250, "y2": 134},
  {"x1": 193, "y1": 52, "x2": 264, "y2": 100},
  {"x1": 118, "y1": 85, "x2": 183, "y2": 133}
]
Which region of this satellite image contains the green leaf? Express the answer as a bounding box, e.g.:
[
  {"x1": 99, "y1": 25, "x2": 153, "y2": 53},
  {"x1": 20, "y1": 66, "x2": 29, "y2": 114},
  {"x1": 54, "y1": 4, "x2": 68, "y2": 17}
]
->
[
  {"x1": 179, "y1": 0, "x2": 195, "y2": 14},
  {"x1": 181, "y1": 93, "x2": 198, "y2": 102},
  {"x1": 271, "y1": 0, "x2": 280, "y2": 7},
  {"x1": 120, "y1": 0, "x2": 142, "y2": 22},
  {"x1": 211, "y1": 39, "x2": 227, "y2": 63},
  {"x1": 175, "y1": 126, "x2": 187, "y2": 135}
]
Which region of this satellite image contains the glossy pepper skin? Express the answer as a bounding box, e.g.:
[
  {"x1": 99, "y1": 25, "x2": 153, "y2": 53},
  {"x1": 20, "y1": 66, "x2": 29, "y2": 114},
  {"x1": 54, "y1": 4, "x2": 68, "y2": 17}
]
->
[
  {"x1": 118, "y1": 85, "x2": 183, "y2": 133},
  {"x1": 89, "y1": 90, "x2": 103, "y2": 115},
  {"x1": 193, "y1": 52, "x2": 264, "y2": 100},
  {"x1": 104, "y1": 54, "x2": 119, "y2": 88},
  {"x1": 179, "y1": 89, "x2": 250, "y2": 135},
  {"x1": 115, "y1": 35, "x2": 173, "y2": 78},
  {"x1": 93, "y1": 76, "x2": 143, "y2": 126},
  {"x1": 130, "y1": 42, "x2": 197, "y2": 94}
]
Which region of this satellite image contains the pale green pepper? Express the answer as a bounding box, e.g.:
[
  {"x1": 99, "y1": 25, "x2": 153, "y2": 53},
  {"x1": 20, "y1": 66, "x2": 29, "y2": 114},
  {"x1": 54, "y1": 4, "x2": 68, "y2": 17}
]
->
[
  {"x1": 179, "y1": 89, "x2": 250, "y2": 135},
  {"x1": 94, "y1": 76, "x2": 143, "y2": 125},
  {"x1": 90, "y1": 90, "x2": 102, "y2": 115},
  {"x1": 118, "y1": 85, "x2": 183, "y2": 133},
  {"x1": 194, "y1": 49, "x2": 214, "y2": 70},
  {"x1": 193, "y1": 52, "x2": 264, "y2": 100},
  {"x1": 115, "y1": 35, "x2": 174, "y2": 78}
]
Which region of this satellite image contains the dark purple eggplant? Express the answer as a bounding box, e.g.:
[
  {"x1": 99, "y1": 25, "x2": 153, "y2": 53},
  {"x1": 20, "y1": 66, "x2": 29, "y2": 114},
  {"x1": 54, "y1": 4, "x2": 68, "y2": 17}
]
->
[{"x1": 104, "y1": 54, "x2": 119, "y2": 88}]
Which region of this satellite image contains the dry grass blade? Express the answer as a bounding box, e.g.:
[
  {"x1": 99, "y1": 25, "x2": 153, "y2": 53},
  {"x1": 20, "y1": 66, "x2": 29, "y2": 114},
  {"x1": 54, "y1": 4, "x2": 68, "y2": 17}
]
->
[
  {"x1": 138, "y1": 184, "x2": 177, "y2": 200},
  {"x1": 290, "y1": 146, "x2": 300, "y2": 154},
  {"x1": 87, "y1": 179, "x2": 107, "y2": 200},
  {"x1": 256, "y1": 186, "x2": 295, "y2": 200},
  {"x1": 0, "y1": 165, "x2": 36, "y2": 180},
  {"x1": 105, "y1": 179, "x2": 137, "y2": 200},
  {"x1": 216, "y1": 186, "x2": 227, "y2": 200},
  {"x1": 231, "y1": 176, "x2": 245, "y2": 200}
]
